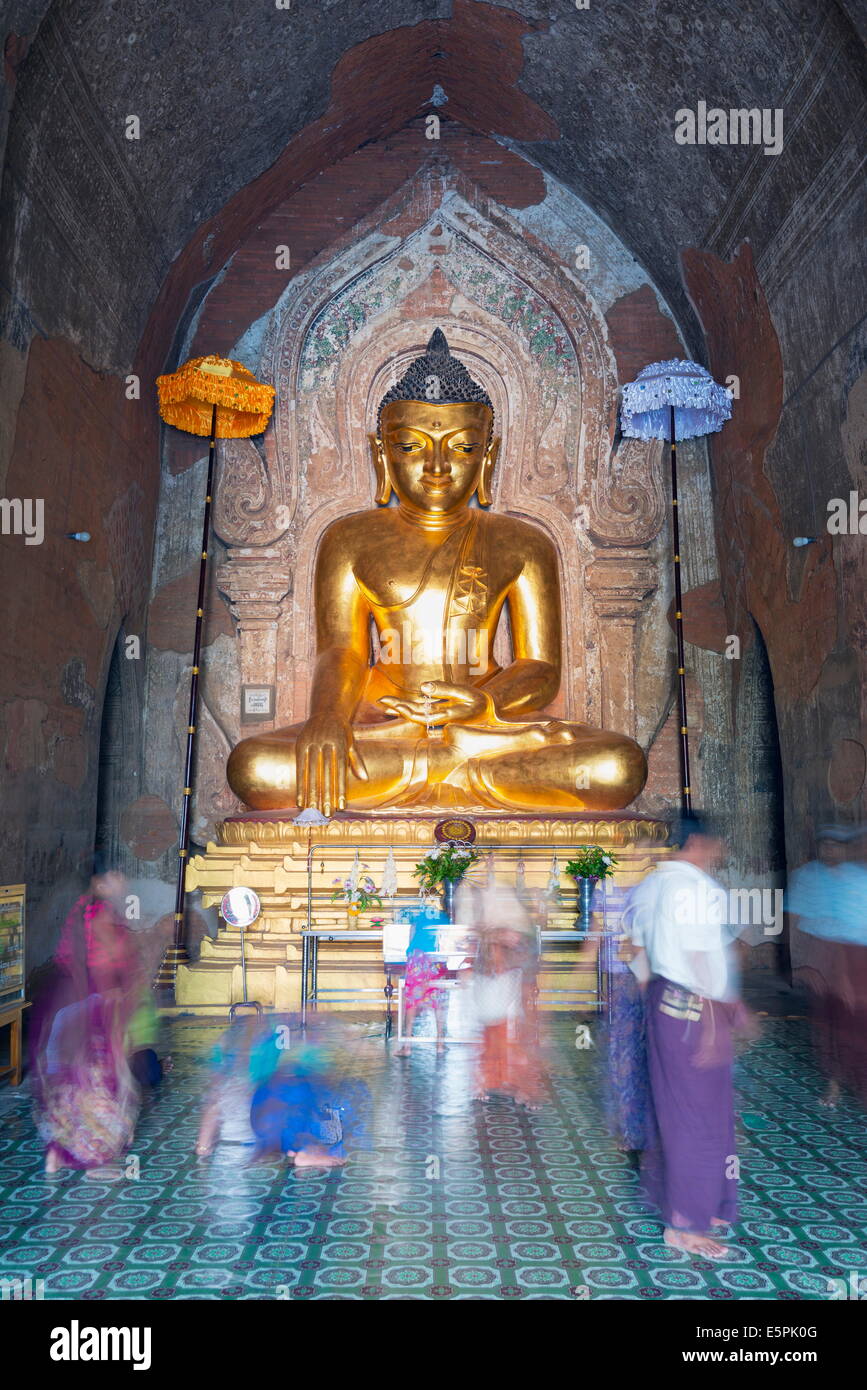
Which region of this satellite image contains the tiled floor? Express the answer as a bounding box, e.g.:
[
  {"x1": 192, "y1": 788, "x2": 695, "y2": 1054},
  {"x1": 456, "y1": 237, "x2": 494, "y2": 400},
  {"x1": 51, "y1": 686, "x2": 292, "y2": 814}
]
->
[{"x1": 0, "y1": 1015, "x2": 865, "y2": 1300}]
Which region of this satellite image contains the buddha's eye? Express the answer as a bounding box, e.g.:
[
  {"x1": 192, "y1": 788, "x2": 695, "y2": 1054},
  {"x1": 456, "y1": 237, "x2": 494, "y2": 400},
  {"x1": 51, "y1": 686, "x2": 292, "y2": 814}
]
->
[
  {"x1": 453, "y1": 444, "x2": 477, "y2": 454},
  {"x1": 397, "y1": 442, "x2": 421, "y2": 453}
]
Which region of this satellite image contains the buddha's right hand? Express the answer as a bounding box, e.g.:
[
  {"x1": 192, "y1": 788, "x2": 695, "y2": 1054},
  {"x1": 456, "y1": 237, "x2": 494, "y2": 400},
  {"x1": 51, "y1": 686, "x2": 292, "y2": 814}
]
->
[{"x1": 294, "y1": 713, "x2": 368, "y2": 815}]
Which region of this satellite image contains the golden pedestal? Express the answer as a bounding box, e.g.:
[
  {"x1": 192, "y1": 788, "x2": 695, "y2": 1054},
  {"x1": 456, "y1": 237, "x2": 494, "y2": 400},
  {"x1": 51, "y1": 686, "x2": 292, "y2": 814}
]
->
[{"x1": 174, "y1": 812, "x2": 670, "y2": 1013}]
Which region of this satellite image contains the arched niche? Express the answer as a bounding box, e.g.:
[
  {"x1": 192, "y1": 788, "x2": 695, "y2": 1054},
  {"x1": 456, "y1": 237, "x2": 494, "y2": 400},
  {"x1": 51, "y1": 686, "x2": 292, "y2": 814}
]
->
[{"x1": 215, "y1": 179, "x2": 665, "y2": 744}]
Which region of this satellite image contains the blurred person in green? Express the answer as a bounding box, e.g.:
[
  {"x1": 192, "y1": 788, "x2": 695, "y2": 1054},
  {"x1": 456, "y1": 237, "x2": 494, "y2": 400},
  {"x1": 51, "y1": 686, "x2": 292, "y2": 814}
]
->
[{"x1": 126, "y1": 991, "x2": 171, "y2": 1088}]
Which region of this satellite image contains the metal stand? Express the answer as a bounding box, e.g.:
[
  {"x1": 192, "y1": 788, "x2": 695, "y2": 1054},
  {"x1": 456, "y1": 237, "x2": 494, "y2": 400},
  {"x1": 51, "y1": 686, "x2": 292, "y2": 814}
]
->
[
  {"x1": 228, "y1": 919, "x2": 262, "y2": 1018},
  {"x1": 384, "y1": 967, "x2": 395, "y2": 1038},
  {"x1": 300, "y1": 929, "x2": 386, "y2": 1026}
]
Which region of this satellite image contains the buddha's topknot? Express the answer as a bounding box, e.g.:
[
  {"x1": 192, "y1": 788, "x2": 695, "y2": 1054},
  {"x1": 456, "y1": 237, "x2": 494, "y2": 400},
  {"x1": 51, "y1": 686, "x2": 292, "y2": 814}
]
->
[{"x1": 377, "y1": 329, "x2": 493, "y2": 434}]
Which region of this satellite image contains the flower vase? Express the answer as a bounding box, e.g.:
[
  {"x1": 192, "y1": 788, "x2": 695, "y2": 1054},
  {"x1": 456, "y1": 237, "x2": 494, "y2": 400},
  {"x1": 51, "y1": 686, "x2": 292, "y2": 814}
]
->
[
  {"x1": 575, "y1": 876, "x2": 598, "y2": 932},
  {"x1": 346, "y1": 905, "x2": 361, "y2": 929},
  {"x1": 443, "y1": 879, "x2": 456, "y2": 922}
]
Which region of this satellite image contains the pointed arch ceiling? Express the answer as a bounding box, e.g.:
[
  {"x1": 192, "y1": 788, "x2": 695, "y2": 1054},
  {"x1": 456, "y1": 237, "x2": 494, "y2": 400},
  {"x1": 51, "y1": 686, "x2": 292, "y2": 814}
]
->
[{"x1": 2, "y1": 0, "x2": 864, "y2": 372}]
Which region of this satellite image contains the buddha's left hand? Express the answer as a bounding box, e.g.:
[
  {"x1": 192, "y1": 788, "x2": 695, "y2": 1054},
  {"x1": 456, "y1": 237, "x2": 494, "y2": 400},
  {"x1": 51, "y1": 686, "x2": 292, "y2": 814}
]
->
[{"x1": 379, "y1": 680, "x2": 497, "y2": 727}]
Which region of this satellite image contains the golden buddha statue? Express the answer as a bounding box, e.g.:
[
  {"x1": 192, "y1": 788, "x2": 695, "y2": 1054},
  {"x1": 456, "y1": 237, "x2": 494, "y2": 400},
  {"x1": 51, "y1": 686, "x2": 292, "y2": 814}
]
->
[{"x1": 227, "y1": 330, "x2": 646, "y2": 814}]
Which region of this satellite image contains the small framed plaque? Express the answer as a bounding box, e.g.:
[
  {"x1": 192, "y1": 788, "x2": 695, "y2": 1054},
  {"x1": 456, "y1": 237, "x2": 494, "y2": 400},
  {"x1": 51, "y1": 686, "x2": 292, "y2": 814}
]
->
[{"x1": 241, "y1": 684, "x2": 275, "y2": 723}]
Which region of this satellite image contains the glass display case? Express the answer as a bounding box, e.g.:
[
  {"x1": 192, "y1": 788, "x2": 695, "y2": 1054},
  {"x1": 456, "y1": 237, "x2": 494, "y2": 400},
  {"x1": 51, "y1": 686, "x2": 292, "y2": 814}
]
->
[{"x1": 0, "y1": 885, "x2": 25, "y2": 1004}]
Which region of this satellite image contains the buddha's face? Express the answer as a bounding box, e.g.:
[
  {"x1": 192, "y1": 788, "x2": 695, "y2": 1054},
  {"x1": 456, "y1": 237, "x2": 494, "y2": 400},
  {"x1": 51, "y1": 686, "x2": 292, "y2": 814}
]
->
[{"x1": 376, "y1": 400, "x2": 496, "y2": 513}]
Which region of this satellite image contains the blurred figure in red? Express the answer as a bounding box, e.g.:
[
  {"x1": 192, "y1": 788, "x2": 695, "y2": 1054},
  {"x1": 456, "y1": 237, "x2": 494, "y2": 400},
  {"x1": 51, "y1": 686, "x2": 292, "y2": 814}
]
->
[
  {"x1": 459, "y1": 880, "x2": 544, "y2": 1110},
  {"x1": 31, "y1": 855, "x2": 139, "y2": 1173}
]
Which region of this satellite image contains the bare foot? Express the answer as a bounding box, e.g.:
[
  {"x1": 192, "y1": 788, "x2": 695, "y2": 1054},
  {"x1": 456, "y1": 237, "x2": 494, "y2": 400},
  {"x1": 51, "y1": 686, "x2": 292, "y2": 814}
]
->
[
  {"x1": 664, "y1": 1227, "x2": 729, "y2": 1259},
  {"x1": 395, "y1": 1045, "x2": 412, "y2": 1058},
  {"x1": 293, "y1": 1147, "x2": 346, "y2": 1169},
  {"x1": 436, "y1": 1043, "x2": 446, "y2": 1056},
  {"x1": 819, "y1": 1081, "x2": 840, "y2": 1109},
  {"x1": 243, "y1": 1146, "x2": 276, "y2": 1167},
  {"x1": 45, "y1": 1145, "x2": 65, "y2": 1175}
]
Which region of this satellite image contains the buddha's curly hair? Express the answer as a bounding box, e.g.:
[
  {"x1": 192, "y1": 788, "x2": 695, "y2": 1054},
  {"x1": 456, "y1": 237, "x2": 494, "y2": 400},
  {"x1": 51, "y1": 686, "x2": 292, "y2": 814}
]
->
[{"x1": 377, "y1": 328, "x2": 493, "y2": 436}]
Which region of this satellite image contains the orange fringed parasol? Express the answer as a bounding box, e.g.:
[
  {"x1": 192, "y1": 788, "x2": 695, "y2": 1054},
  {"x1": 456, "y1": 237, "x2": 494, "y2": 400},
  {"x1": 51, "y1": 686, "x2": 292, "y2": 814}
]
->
[
  {"x1": 156, "y1": 354, "x2": 275, "y2": 437},
  {"x1": 153, "y1": 354, "x2": 275, "y2": 996}
]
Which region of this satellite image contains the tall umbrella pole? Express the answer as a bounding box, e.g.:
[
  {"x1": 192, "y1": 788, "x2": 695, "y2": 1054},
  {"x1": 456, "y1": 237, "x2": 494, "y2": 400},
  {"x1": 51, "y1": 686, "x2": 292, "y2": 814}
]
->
[
  {"x1": 620, "y1": 360, "x2": 731, "y2": 819},
  {"x1": 153, "y1": 354, "x2": 275, "y2": 999},
  {"x1": 668, "y1": 403, "x2": 692, "y2": 815},
  {"x1": 153, "y1": 403, "x2": 218, "y2": 992}
]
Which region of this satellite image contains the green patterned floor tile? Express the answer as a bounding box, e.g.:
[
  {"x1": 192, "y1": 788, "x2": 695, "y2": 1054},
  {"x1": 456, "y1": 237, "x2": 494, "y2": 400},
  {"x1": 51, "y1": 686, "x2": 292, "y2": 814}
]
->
[{"x1": 0, "y1": 1016, "x2": 865, "y2": 1300}]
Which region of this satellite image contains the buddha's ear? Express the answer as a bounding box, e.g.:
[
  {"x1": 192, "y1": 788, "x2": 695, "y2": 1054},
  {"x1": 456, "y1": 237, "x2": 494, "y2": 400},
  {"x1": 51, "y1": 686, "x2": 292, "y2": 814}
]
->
[
  {"x1": 369, "y1": 432, "x2": 392, "y2": 505},
  {"x1": 477, "y1": 435, "x2": 500, "y2": 507}
]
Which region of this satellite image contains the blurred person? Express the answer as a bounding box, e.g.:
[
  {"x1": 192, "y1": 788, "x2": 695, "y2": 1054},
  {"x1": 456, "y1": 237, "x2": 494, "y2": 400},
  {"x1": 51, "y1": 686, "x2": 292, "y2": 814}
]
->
[
  {"x1": 250, "y1": 1069, "x2": 344, "y2": 1169},
  {"x1": 594, "y1": 887, "x2": 652, "y2": 1165},
  {"x1": 197, "y1": 1014, "x2": 369, "y2": 1170},
  {"x1": 634, "y1": 813, "x2": 757, "y2": 1258},
  {"x1": 31, "y1": 854, "x2": 140, "y2": 1173},
  {"x1": 195, "y1": 1012, "x2": 285, "y2": 1158},
  {"x1": 459, "y1": 879, "x2": 544, "y2": 1109},
  {"x1": 836, "y1": 829, "x2": 867, "y2": 1105},
  {"x1": 789, "y1": 822, "x2": 861, "y2": 1106},
  {"x1": 127, "y1": 988, "x2": 171, "y2": 1089},
  {"x1": 395, "y1": 898, "x2": 451, "y2": 1057},
  {"x1": 122, "y1": 911, "x2": 176, "y2": 1089},
  {"x1": 249, "y1": 1015, "x2": 370, "y2": 1168}
]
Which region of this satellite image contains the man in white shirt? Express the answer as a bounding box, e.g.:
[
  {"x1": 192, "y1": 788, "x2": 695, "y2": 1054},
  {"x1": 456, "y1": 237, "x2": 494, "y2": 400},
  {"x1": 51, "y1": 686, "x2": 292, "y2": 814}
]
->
[
  {"x1": 627, "y1": 847, "x2": 730, "y2": 1001},
  {"x1": 629, "y1": 812, "x2": 749, "y2": 1259}
]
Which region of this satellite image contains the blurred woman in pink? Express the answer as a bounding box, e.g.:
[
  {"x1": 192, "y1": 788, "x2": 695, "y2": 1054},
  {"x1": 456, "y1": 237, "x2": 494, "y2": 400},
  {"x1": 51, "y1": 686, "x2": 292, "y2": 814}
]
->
[{"x1": 31, "y1": 855, "x2": 139, "y2": 1173}]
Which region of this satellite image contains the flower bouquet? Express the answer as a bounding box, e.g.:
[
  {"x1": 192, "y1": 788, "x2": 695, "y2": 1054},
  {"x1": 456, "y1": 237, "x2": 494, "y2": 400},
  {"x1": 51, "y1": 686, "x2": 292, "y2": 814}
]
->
[
  {"x1": 414, "y1": 841, "x2": 480, "y2": 920},
  {"x1": 564, "y1": 846, "x2": 617, "y2": 881},
  {"x1": 564, "y1": 846, "x2": 617, "y2": 931},
  {"x1": 414, "y1": 841, "x2": 480, "y2": 892},
  {"x1": 331, "y1": 866, "x2": 382, "y2": 919}
]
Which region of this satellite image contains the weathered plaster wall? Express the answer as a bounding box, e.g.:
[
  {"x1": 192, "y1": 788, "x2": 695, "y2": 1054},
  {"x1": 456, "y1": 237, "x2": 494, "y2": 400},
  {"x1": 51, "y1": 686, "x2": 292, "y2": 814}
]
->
[
  {"x1": 0, "y1": 338, "x2": 155, "y2": 967},
  {"x1": 683, "y1": 192, "x2": 866, "y2": 877}
]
